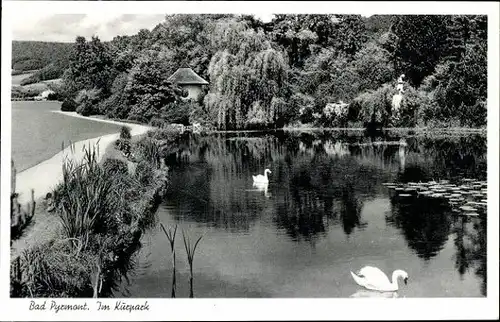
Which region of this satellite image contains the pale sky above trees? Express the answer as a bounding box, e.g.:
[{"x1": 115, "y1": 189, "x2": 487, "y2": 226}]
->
[{"x1": 11, "y1": 13, "x2": 276, "y2": 42}]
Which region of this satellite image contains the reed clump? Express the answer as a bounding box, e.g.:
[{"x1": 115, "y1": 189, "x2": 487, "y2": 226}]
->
[
  {"x1": 160, "y1": 224, "x2": 204, "y2": 298},
  {"x1": 132, "y1": 136, "x2": 162, "y2": 168},
  {"x1": 160, "y1": 223, "x2": 177, "y2": 298},
  {"x1": 182, "y1": 230, "x2": 203, "y2": 298},
  {"x1": 11, "y1": 140, "x2": 169, "y2": 298}
]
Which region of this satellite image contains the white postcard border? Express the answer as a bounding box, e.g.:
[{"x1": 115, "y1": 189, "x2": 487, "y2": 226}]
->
[{"x1": 1, "y1": 1, "x2": 499, "y2": 321}]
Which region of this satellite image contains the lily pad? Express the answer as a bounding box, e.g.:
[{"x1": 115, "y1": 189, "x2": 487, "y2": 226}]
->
[{"x1": 460, "y1": 205, "x2": 477, "y2": 212}]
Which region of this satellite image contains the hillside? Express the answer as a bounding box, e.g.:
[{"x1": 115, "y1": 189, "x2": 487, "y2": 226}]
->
[
  {"x1": 12, "y1": 41, "x2": 73, "y2": 71},
  {"x1": 12, "y1": 41, "x2": 73, "y2": 85}
]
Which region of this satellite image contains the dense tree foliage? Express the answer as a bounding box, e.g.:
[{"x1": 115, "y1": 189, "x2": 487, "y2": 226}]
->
[
  {"x1": 63, "y1": 36, "x2": 114, "y2": 97},
  {"x1": 50, "y1": 14, "x2": 486, "y2": 129},
  {"x1": 205, "y1": 19, "x2": 288, "y2": 129},
  {"x1": 11, "y1": 41, "x2": 72, "y2": 72}
]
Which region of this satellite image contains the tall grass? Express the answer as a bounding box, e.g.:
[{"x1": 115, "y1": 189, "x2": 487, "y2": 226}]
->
[
  {"x1": 14, "y1": 136, "x2": 170, "y2": 298},
  {"x1": 57, "y1": 144, "x2": 119, "y2": 250},
  {"x1": 133, "y1": 137, "x2": 162, "y2": 168},
  {"x1": 19, "y1": 239, "x2": 97, "y2": 297}
]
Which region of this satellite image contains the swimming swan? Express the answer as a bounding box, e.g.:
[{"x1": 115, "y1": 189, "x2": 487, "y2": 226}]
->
[
  {"x1": 252, "y1": 169, "x2": 271, "y2": 184},
  {"x1": 351, "y1": 266, "x2": 409, "y2": 292}
]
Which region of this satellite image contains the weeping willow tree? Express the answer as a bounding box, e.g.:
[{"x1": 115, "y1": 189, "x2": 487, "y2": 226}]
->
[{"x1": 205, "y1": 19, "x2": 288, "y2": 130}]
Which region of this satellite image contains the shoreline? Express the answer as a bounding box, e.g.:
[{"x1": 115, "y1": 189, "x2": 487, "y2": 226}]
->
[
  {"x1": 15, "y1": 111, "x2": 152, "y2": 204},
  {"x1": 14, "y1": 110, "x2": 485, "y2": 203}
]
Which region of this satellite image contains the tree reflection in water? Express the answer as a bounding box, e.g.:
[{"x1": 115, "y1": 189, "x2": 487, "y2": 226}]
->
[
  {"x1": 159, "y1": 130, "x2": 486, "y2": 289},
  {"x1": 273, "y1": 154, "x2": 382, "y2": 243},
  {"x1": 451, "y1": 216, "x2": 487, "y2": 296},
  {"x1": 386, "y1": 196, "x2": 451, "y2": 260},
  {"x1": 398, "y1": 135, "x2": 487, "y2": 182},
  {"x1": 385, "y1": 133, "x2": 487, "y2": 293}
]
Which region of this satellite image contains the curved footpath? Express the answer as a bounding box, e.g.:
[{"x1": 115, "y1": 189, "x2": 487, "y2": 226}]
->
[
  {"x1": 11, "y1": 111, "x2": 152, "y2": 259},
  {"x1": 15, "y1": 111, "x2": 152, "y2": 204}
]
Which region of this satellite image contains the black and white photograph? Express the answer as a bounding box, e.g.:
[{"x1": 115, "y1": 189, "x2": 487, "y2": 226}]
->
[{"x1": 1, "y1": 1, "x2": 499, "y2": 321}]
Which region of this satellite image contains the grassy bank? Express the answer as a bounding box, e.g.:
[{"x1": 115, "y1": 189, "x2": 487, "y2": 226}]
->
[
  {"x1": 283, "y1": 125, "x2": 487, "y2": 135},
  {"x1": 67, "y1": 111, "x2": 488, "y2": 137},
  {"x1": 11, "y1": 131, "x2": 169, "y2": 298}
]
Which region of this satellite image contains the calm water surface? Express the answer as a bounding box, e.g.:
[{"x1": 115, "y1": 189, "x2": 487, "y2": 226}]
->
[
  {"x1": 12, "y1": 101, "x2": 122, "y2": 171},
  {"x1": 122, "y1": 131, "x2": 487, "y2": 298}
]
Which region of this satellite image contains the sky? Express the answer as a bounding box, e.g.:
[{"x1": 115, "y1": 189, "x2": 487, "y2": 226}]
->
[{"x1": 11, "y1": 13, "x2": 276, "y2": 42}]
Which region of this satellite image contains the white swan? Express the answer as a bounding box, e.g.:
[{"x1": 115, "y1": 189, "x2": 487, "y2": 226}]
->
[
  {"x1": 252, "y1": 169, "x2": 271, "y2": 184},
  {"x1": 351, "y1": 266, "x2": 409, "y2": 292}
]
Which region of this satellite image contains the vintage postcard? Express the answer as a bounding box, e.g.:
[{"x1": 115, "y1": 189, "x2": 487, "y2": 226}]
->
[{"x1": 1, "y1": 1, "x2": 499, "y2": 321}]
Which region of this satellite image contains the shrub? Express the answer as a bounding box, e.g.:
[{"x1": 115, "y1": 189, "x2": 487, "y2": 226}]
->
[
  {"x1": 135, "y1": 161, "x2": 155, "y2": 186},
  {"x1": 132, "y1": 137, "x2": 161, "y2": 168},
  {"x1": 188, "y1": 104, "x2": 215, "y2": 127},
  {"x1": 395, "y1": 86, "x2": 430, "y2": 127},
  {"x1": 321, "y1": 101, "x2": 349, "y2": 127},
  {"x1": 147, "y1": 128, "x2": 184, "y2": 141},
  {"x1": 75, "y1": 88, "x2": 101, "y2": 116},
  {"x1": 150, "y1": 117, "x2": 168, "y2": 128},
  {"x1": 103, "y1": 158, "x2": 129, "y2": 177},
  {"x1": 351, "y1": 84, "x2": 394, "y2": 125},
  {"x1": 46, "y1": 92, "x2": 59, "y2": 101},
  {"x1": 120, "y1": 126, "x2": 132, "y2": 140},
  {"x1": 161, "y1": 101, "x2": 193, "y2": 126},
  {"x1": 60, "y1": 99, "x2": 77, "y2": 112},
  {"x1": 115, "y1": 138, "x2": 131, "y2": 156}
]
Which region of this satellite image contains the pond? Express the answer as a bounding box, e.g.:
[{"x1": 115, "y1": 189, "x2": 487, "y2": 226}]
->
[{"x1": 122, "y1": 130, "x2": 487, "y2": 298}]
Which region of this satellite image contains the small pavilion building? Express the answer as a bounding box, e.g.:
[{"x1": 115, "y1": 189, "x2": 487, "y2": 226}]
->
[{"x1": 167, "y1": 67, "x2": 209, "y2": 101}]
